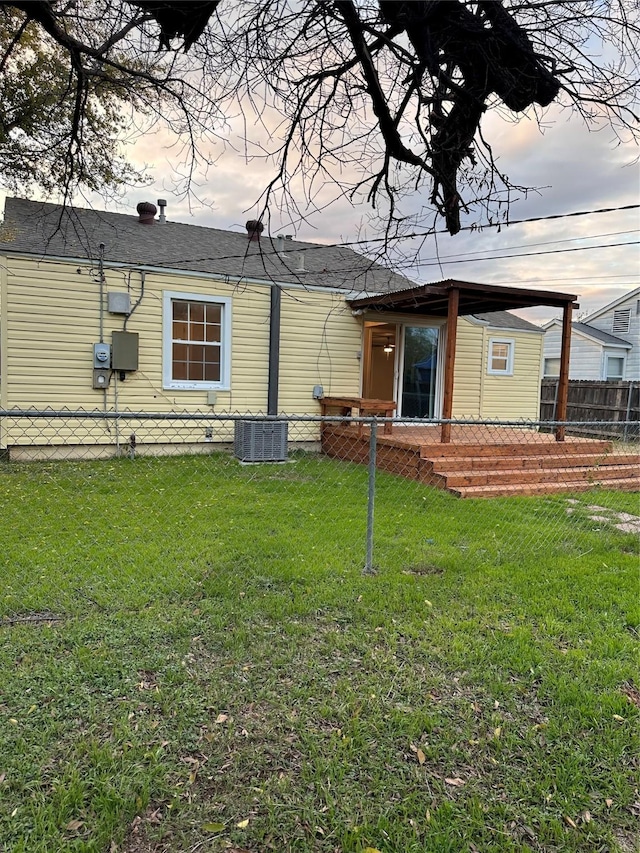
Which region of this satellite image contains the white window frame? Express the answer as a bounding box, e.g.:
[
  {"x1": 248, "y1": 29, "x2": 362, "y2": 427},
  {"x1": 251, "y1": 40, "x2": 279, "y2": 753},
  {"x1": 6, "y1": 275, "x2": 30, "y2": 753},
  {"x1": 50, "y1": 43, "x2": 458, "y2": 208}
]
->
[
  {"x1": 487, "y1": 337, "x2": 515, "y2": 376},
  {"x1": 163, "y1": 291, "x2": 231, "y2": 390},
  {"x1": 544, "y1": 357, "x2": 561, "y2": 378},
  {"x1": 603, "y1": 353, "x2": 626, "y2": 381}
]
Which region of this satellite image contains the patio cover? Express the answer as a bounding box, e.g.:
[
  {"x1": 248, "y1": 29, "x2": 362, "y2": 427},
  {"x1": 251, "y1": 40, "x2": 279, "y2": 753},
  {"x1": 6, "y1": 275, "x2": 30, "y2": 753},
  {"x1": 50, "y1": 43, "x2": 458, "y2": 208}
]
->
[{"x1": 348, "y1": 280, "x2": 579, "y2": 442}]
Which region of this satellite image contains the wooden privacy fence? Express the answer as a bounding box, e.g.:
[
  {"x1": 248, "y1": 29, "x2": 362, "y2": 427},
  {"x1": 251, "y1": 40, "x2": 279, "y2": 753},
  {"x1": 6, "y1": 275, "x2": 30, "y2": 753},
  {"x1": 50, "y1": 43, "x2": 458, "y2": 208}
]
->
[{"x1": 541, "y1": 379, "x2": 639, "y2": 439}]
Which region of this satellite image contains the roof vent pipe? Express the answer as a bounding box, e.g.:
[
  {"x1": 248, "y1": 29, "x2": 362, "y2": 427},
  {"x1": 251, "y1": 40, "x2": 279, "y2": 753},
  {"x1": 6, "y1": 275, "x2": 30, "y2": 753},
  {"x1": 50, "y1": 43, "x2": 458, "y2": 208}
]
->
[
  {"x1": 276, "y1": 234, "x2": 285, "y2": 254},
  {"x1": 245, "y1": 220, "x2": 264, "y2": 242},
  {"x1": 136, "y1": 201, "x2": 157, "y2": 224},
  {"x1": 157, "y1": 199, "x2": 167, "y2": 223},
  {"x1": 296, "y1": 252, "x2": 305, "y2": 272}
]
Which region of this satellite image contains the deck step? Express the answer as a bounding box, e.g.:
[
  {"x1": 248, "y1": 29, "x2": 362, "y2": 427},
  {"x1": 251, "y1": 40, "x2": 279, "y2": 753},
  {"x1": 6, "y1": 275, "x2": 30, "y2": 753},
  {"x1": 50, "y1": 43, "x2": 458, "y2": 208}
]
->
[
  {"x1": 441, "y1": 464, "x2": 639, "y2": 488},
  {"x1": 452, "y1": 477, "x2": 640, "y2": 499},
  {"x1": 415, "y1": 440, "x2": 613, "y2": 459},
  {"x1": 430, "y1": 453, "x2": 639, "y2": 473}
]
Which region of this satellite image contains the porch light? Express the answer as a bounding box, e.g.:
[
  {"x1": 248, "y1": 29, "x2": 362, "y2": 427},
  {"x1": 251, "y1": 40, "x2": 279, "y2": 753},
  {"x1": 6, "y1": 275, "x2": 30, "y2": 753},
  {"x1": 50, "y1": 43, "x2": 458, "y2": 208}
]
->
[{"x1": 383, "y1": 337, "x2": 394, "y2": 356}]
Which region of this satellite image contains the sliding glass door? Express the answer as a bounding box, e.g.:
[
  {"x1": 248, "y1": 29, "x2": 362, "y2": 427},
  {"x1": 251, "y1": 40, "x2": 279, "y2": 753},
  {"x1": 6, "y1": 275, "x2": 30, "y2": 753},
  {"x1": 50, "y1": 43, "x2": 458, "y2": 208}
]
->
[{"x1": 401, "y1": 325, "x2": 440, "y2": 418}]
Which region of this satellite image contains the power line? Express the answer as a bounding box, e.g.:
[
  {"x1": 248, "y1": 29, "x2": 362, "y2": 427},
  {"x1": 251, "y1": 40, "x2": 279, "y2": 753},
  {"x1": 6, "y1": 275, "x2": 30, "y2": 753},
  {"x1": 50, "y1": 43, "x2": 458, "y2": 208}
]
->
[
  {"x1": 389, "y1": 229, "x2": 638, "y2": 266},
  {"x1": 157, "y1": 203, "x2": 640, "y2": 268},
  {"x1": 379, "y1": 240, "x2": 640, "y2": 271}
]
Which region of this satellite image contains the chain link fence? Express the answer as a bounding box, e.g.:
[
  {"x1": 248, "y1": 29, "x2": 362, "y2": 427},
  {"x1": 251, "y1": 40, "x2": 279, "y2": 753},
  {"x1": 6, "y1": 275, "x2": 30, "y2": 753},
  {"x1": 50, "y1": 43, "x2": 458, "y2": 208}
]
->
[{"x1": 1, "y1": 409, "x2": 638, "y2": 620}]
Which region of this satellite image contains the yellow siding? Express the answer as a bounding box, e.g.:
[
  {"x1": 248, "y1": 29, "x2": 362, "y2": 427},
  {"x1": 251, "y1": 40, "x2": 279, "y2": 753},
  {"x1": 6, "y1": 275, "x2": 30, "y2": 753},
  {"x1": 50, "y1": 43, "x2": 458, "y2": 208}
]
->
[
  {"x1": 2, "y1": 256, "x2": 364, "y2": 447},
  {"x1": 0, "y1": 253, "x2": 6, "y2": 409},
  {"x1": 480, "y1": 330, "x2": 543, "y2": 419},
  {"x1": 451, "y1": 317, "x2": 483, "y2": 416},
  {"x1": 279, "y1": 291, "x2": 362, "y2": 413},
  {"x1": 3, "y1": 256, "x2": 277, "y2": 413}
]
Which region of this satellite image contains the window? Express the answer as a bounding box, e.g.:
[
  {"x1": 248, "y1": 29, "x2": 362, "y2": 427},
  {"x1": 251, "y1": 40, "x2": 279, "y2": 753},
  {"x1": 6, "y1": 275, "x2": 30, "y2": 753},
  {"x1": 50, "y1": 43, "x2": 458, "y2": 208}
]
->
[
  {"x1": 612, "y1": 308, "x2": 631, "y2": 334},
  {"x1": 163, "y1": 291, "x2": 231, "y2": 390},
  {"x1": 544, "y1": 357, "x2": 561, "y2": 377},
  {"x1": 605, "y1": 355, "x2": 625, "y2": 381},
  {"x1": 488, "y1": 338, "x2": 514, "y2": 375}
]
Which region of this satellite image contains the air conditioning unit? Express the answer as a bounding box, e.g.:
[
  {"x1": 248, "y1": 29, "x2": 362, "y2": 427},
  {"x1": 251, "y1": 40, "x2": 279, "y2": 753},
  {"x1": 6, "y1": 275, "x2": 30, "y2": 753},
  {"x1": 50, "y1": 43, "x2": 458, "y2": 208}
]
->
[{"x1": 234, "y1": 420, "x2": 288, "y2": 462}]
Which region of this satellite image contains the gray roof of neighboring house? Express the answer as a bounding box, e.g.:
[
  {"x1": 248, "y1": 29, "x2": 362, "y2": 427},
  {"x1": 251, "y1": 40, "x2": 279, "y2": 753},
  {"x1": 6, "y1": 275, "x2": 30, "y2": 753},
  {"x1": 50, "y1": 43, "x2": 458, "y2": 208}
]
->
[
  {"x1": 470, "y1": 311, "x2": 543, "y2": 333},
  {"x1": 571, "y1": 321, "x2": 633, "y2": 348},
  {"x1": 0, "y1": 197, "x2": 414, "y2": 295}
]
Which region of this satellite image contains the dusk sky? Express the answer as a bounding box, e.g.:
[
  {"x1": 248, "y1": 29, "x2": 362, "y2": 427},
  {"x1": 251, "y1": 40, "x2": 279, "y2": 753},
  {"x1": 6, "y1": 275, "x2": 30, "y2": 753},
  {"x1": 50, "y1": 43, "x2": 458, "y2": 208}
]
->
[{"x1": 2, "y1": 91, "x2": 638, "y2": 326}]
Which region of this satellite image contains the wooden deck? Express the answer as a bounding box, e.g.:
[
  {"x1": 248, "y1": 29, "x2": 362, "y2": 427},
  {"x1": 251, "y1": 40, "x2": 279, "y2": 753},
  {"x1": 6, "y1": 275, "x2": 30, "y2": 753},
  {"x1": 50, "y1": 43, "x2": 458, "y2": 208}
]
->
[{"x1": 321, "y1": 423, "x2": 640, "y2": 498}]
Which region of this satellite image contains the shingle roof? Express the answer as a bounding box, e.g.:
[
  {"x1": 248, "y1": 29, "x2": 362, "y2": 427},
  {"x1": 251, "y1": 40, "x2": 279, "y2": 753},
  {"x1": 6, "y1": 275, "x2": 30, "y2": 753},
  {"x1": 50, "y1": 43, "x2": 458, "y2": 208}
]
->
[
  {"x1": 471, "y1": 311, "x2": 543, "y2": 333},
  {"x1": 0, "y1": 197, "x2": 413, "y2": 295},
  {"x1": 572, "y1": 321, "x2": 633, "y2": 348}
]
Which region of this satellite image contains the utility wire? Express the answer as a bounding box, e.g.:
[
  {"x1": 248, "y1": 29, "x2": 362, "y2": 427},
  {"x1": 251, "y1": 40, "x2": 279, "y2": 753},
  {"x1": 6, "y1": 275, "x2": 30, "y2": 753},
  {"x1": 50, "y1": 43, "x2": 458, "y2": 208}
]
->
[
  {"x1": 156, "y1": 203, "x2": 640, "y2": 267},
  {"x1": 374, "y1": 240, "x2": 640, "y2": 271}
]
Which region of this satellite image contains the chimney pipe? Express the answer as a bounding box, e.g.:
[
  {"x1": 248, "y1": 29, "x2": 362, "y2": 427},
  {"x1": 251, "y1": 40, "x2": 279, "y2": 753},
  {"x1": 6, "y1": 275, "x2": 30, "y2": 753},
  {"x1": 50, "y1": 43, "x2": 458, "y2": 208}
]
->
[
  {"x1": 136, "y1": 201, "x2": 157, "y2": 224},
  {"x1": 276, "y1": 234, "x2": 285, "y2": 254},
  {"x1": 245, "y1": 219, "x2": 264, "y2": 242},
  {"x1": 157, "y1": 198, "x2": 167, "y2": 223}
]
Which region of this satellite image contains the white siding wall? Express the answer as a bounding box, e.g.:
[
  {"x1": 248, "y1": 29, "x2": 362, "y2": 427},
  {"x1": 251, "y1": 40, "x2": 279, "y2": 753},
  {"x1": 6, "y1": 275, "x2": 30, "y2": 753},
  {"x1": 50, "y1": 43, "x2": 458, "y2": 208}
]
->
[
  {"x1": 587, "y1": 294, "x2": 640, "y2": 381},
  {"x1": 543, "y1": 323, "x2": 605, "y2": 380}
]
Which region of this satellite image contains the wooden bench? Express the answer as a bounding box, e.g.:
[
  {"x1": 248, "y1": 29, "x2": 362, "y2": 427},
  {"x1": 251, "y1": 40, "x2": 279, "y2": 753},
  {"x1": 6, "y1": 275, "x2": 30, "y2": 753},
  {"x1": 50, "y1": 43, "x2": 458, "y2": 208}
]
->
[{"x1": 319, "y1": 396, "x2": 396, "y2": 436}]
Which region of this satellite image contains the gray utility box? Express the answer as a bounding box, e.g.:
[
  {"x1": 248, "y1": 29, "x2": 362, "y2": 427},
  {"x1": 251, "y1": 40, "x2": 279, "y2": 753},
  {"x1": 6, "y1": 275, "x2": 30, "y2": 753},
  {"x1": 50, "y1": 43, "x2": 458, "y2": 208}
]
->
[{"x1": 234, "y1": 420, "x2": 288, "y2": 462}]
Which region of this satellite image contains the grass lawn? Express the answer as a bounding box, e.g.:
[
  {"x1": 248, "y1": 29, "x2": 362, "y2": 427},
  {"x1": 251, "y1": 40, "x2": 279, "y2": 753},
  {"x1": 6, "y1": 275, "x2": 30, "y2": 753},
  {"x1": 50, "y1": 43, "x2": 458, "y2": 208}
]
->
[{"x1": 0, "y1": 453, "x2": 638, "y2": 852}]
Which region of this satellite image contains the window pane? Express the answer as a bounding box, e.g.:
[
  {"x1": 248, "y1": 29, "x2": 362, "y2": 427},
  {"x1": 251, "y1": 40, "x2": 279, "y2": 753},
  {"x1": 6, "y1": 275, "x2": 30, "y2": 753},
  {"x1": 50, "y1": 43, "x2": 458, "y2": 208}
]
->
[
  {"x1": 173, "y1": 301, "x2": 188, "y2": 321},
  {"x1": 173, "y1": 343, "x2": 187, "y2": 361},
  {"x1": 205, "y1": 321, "x2": 221, "y2": 343},
  {"x1": 544, "y1": 358, "x2": 560, "y2": 377},
  {"x1": 190, "y1": 322, "x2": 205, "y2": 341},
  {"x1": 490, "y1": 341, "x2": 511, "y2": 373},
  {"x1": 606, "y1": 357, "x2": 624, "y2": 380},
  {"x1": 204, "y1": 360, "x2": 221, "y2": 381},
  {"x1": 173, "y1": 321, "x2": 188, "y2": 340},
  {"x1": 187, "y1": 362, "x2": 204, "y2": 381},
  {"x1": 190, "y1": 302, "x2": 204, "y2": 323},
  {"x1": 173, "y1": 360, "x2": 187, "y2": 380},
  {"x1": 188, "y1": 344, "x2": 205, "y2": 363},
  {"x1": 206, "y1": 304, "x2": 221, "y2": 324}
]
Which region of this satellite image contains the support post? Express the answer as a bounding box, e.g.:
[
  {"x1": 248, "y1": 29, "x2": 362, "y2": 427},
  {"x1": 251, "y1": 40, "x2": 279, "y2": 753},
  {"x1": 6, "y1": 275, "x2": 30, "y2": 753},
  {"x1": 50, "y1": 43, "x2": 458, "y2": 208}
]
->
[
  {"x1": 364, "y1": 419, "x2": 377, "y2": 574},
  {"x1": 441, "y1": 287, "x2": 459, "y2": 443},
  {"x1": 555, "y1": 301, "x2": 572, "y2": 441}
]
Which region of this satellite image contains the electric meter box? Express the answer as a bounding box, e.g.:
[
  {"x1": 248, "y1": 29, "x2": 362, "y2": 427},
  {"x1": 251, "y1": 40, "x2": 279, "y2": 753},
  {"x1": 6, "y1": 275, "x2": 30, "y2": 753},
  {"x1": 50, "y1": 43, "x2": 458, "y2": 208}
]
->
[
  {"x1": 93, "y1": 342, "x2": 111, "y2": 369},
  {"x1": 111, "y1": 331, "x2": 139, "y2": 371}
]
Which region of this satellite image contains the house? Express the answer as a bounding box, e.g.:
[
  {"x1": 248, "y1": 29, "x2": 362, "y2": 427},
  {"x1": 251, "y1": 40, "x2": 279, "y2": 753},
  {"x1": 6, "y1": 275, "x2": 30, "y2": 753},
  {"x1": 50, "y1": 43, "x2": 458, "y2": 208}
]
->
[
  {"x1": 0, "y1": 197, "x2": 575, "y2": 455},
  {"x1": 543, "y1": 287, "x2": 640, "y2": 381}
]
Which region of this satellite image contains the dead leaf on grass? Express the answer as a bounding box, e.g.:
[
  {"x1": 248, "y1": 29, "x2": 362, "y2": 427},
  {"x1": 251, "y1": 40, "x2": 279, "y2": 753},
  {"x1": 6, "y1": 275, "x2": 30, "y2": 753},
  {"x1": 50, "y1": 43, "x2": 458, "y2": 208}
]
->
[
  {"x1": 563, "y1": 815, "x2": 577, "y2": 829},
  {"x1": 445, "y1": 777, "x2": 465, "y2": 787},
  {"x1": 215, "y1": 713, "x2": 229, "y2": 724},
  {"x1": 621, "y1": 684, "x2": 640, "y2": 708},
  {"x1": 65, "y1": 820, "x2": 84, "y2": 832},
  {"x1": 202, "y1": 822, "x2": 225, "y2": 832},
  {"x1": 417, "y1": 748, "x2": 426, "y2": 765}
]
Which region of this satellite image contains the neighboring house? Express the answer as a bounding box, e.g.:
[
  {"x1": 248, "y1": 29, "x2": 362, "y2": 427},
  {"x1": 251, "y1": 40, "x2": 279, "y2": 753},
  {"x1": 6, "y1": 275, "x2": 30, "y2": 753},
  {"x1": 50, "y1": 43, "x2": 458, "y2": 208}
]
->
[
  {"x1": 0, "y1": 197, "x2": 564, "y2": 451},
  {"x1": 543, "y1": 287, "x2": 640, "y2": 381}
]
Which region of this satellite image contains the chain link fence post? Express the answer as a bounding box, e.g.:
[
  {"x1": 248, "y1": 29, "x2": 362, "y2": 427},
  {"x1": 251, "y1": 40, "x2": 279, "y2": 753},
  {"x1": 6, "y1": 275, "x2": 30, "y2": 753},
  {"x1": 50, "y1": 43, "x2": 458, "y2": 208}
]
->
[{"x1": 364, "y1": 418, "x2": 377, "y2": 574}]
